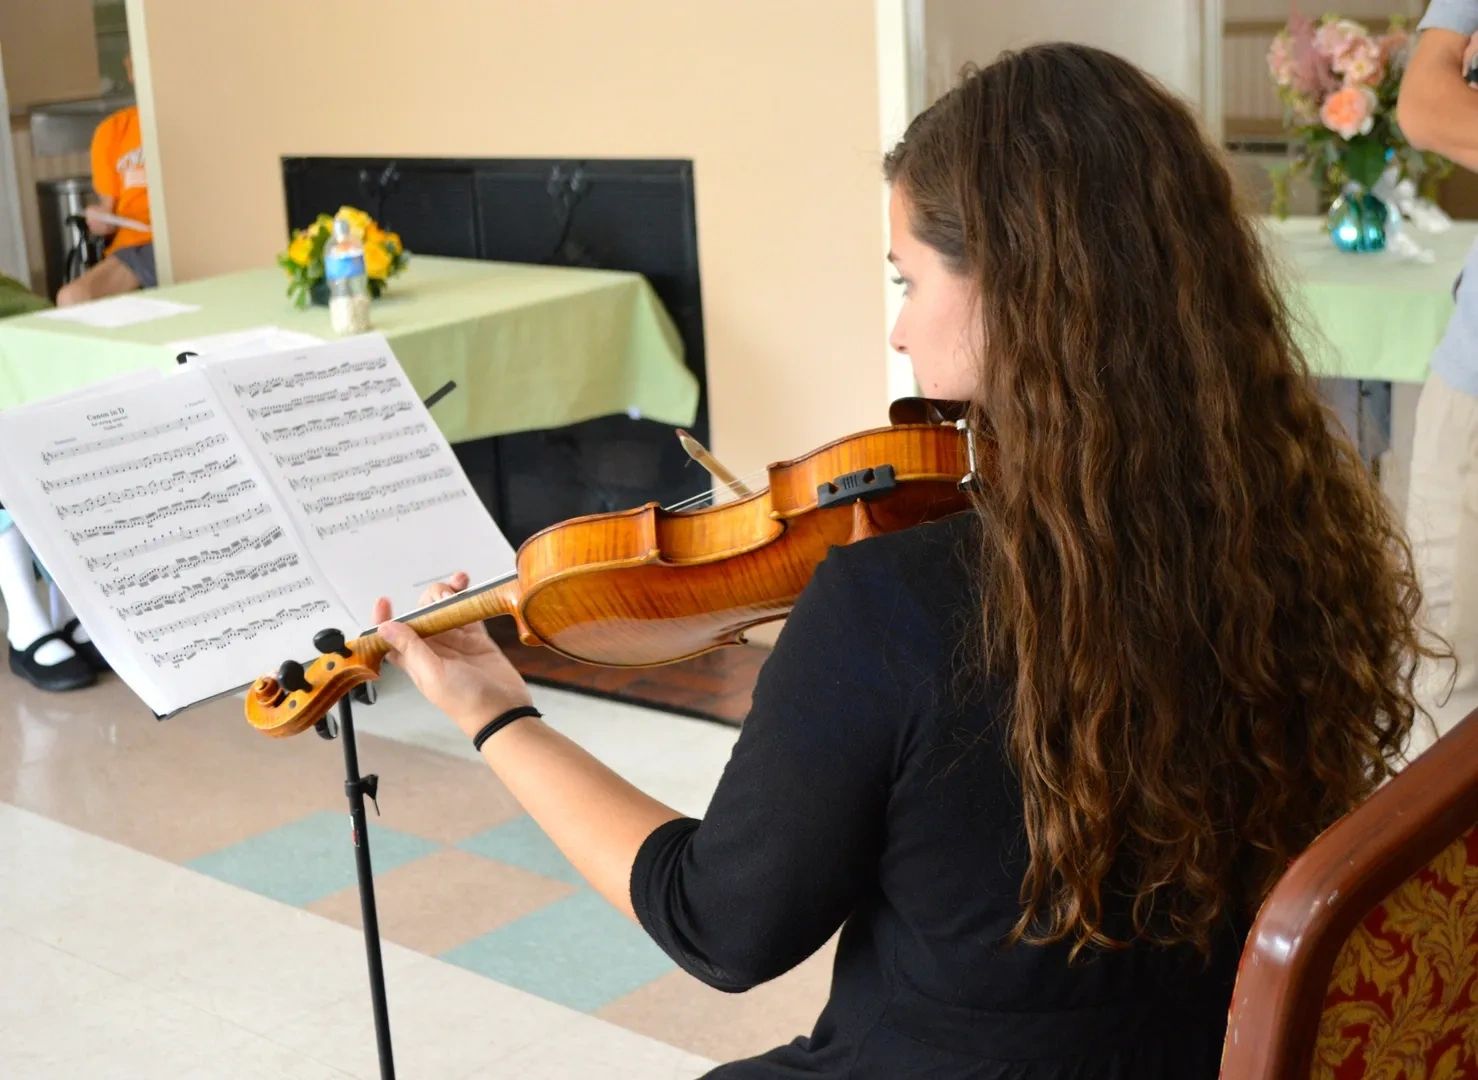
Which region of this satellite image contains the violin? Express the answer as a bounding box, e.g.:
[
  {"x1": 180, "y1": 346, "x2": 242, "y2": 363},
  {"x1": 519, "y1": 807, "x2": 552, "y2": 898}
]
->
[{"x1": 245, "y1": 398, "x2": 979, "y2": 738}]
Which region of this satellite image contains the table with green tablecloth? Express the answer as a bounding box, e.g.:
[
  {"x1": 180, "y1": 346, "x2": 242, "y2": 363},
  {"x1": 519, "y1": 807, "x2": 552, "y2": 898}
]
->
[
  {"x1": 1260, "y1": 216, "x2": 1476, "y2": 382},
  {"x1": 1259, "y1": 216, "x2": 1476, "y2": 464},
  {"x1": 0, "y1": 255, "x2": 698, "y2": 443}
]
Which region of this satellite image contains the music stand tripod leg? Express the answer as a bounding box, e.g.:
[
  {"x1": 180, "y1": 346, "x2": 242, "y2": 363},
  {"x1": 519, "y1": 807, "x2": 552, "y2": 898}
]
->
[{"x1": 315, "y1": 670, "x2": 394, "y2": 1079}]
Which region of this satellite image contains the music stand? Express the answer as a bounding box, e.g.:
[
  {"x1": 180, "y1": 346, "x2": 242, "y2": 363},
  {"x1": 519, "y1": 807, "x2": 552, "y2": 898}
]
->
[{"x1": 167, "y1": 359, "x2": 458, "y2": 1080}]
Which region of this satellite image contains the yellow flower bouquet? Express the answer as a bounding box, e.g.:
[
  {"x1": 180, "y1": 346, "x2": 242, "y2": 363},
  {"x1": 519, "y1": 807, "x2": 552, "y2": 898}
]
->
[{"x1": 278, "y1": 206, "x2": 409, "y2": 309}]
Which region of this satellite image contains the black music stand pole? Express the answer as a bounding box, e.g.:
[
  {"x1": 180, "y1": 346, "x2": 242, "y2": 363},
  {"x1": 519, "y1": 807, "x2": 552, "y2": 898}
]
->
[
  {"x1": 301, "y1": 378, "x2": 458, "y2": 1080},
  {"x1": 312, "y1": 680, "x2": 394, "y2": 1080}
]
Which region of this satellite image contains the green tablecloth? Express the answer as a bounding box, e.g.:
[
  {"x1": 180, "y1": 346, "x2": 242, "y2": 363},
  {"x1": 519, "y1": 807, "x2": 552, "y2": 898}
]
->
[
  {"x1": 1260, "y1": 216, "x2": 1477, "y2": 383},
  {"x1": 0, "y1": 255, "x2": 698, "y2": 442}
]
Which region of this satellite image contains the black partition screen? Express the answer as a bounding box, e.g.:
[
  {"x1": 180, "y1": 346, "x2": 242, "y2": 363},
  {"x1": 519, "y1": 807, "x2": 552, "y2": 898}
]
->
[{"x1": 282, "y1": 156, "x2": 707, "y2": 546}]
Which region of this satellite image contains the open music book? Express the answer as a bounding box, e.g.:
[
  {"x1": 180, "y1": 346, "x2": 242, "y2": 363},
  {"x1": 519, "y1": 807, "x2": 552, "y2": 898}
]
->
[{"x1": 0, "y1": 333, "x2": 517, "y2": 717}]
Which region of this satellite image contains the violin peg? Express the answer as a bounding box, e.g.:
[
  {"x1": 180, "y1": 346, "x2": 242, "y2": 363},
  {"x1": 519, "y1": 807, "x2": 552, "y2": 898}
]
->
[
  {"x1": 277, "y1": 659, "x2": 312, "y2": 695},
  {"x1": 313, "y1": 627, "x2": 351, "y2": 658}
]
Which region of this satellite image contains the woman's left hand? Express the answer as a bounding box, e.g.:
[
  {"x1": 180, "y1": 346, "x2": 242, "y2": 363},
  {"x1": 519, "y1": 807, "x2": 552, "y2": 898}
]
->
[{"x1": 373, "y1": 571, "x2": 533, "y2": 739}]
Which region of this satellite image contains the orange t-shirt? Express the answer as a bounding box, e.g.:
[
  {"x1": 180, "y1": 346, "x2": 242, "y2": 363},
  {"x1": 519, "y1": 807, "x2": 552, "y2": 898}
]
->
[{"x1": 90, "y1": 105, "x2": 151, "y2": 254}]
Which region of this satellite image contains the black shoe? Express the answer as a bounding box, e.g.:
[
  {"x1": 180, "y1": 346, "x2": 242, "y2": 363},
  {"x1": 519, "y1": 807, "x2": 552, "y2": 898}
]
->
[
  {"x1": 61, "y1": 618, "x2": 110, "y2": 673},
  {"x1": 8, "y1": 630, "x2": 96, "y2": 692}
]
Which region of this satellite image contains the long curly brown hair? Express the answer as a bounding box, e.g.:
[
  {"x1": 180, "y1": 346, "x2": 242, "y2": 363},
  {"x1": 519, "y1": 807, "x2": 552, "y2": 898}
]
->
[{"x1": 884, "y1": 43, "x2": 1446, "y2": 959}]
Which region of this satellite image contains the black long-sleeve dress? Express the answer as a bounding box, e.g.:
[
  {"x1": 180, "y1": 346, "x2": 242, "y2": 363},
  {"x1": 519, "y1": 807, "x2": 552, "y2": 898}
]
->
[{"x1": 630, "y1": 512, "x2": 1244, "y2": 1078}]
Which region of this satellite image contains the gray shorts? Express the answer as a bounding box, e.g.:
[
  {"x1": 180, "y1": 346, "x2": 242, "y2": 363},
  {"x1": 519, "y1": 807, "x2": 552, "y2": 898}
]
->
[{"x1": 112, "y1": 243, "x2": 157, "y2": 288}]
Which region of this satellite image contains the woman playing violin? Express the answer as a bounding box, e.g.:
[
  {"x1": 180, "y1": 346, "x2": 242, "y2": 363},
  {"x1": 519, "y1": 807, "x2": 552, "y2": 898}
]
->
[{"x1": 374, "y1": 44, "x2": 1441, "y2": 1078}]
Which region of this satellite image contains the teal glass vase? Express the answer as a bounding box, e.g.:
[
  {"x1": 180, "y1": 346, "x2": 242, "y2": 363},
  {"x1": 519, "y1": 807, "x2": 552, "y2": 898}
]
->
[{"x1": 1325, "y1": 185, "x2": 1389, "y2": 253}]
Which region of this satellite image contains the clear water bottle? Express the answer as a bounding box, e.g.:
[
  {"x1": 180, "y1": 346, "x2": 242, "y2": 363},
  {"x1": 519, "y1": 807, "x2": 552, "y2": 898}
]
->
[{"x1": 324, "y1": 214, "x2": 372, "y2": 335}]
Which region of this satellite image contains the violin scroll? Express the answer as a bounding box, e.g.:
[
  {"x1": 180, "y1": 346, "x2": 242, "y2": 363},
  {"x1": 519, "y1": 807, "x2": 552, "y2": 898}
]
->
[{"x1": 246, "y1": 633, "x2": 383, "y2": 738}]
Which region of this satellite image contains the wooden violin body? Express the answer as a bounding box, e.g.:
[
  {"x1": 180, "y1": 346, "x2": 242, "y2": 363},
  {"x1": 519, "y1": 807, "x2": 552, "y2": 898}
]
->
[
  {"x1": 246, "y1": 400, "x2": 975, "y2": 738},
  {"x1": 506, "y1": 416, "x2": 970, "y2": 665}
]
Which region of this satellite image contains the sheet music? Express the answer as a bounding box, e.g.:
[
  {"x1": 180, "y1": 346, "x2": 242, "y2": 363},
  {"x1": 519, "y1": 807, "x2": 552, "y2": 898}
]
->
[
  {"x1": 197, "y1": 333, "x2": 517, "y2": 622},
  {"x1": 0, "y1": 373, "x2": 355, "y2": 715},
  {"x1": 169, "y1": 325, "x2": 323, "y2": 363}
]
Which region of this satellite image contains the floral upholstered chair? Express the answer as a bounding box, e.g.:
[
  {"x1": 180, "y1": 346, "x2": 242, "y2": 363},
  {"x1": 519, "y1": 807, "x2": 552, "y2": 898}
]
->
[{"x1": 1221, "y1": 707, "x2": 1478, "y2": 1079}]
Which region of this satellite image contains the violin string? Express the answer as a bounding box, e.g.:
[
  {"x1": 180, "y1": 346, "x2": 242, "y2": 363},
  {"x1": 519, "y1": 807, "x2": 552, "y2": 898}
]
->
[
  {"x1": 363, "y1": 465, "x2": 771, "y2": 635},
  {"x1": 663, "y1": 470, "x2": 765, "y2": 513},
  {"x1": 662, "y1": 465, "x2": 771, "y2": 513},
  {"x1": 373, "y1": 459, "x2": 757, "y2": 633}
]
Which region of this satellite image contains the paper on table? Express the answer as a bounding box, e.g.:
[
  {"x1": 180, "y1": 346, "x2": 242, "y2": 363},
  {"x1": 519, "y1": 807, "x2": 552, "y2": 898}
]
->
[
  {"x1": 169, "y1": 326, "x2": 324, "y2": 363},
  {"x1": 0, "y1": 372, "x2": 354, "y2": 715},
  {"x1": 37, "y1": 295, "x2": 200, "y2": 330},
  {"x1": 198, "y1": 333, "x2": 518, "y2": 623}
]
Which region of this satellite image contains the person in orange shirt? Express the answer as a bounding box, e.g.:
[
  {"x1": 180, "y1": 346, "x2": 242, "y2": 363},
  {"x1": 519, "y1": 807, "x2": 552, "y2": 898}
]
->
[{"x1": 57, "y1": 55, "x2": 155, "y2": 306}]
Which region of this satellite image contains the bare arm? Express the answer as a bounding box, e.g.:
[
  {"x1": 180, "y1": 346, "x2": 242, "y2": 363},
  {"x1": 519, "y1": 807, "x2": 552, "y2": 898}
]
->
[
  {"x1": 84, "y1": 197, "x2": 117, "y2": 237},
  {"x1": 1398, "y1": 29, "x2": 1478, "y2": 172},
  {"x1": 475, "y1": 719, "x2": 682, "y2": 921},
  {"x1": 371, "y1": 577, "x2": 681, "y2": 922}
]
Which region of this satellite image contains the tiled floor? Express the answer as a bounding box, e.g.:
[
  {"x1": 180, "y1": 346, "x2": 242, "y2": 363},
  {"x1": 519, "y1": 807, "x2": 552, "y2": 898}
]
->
[
  {"x1": 490, "y1": 620, "x2": 767, "y2": 727},
  {"x1": 0, "y1": 606, "x2": 836, "y2": 1078},
  {"x1": 0, "y1": 804, "x2": 715, "y2": 1079},
  {"x1": 3, "y1": 597, "x2": 1475, "y2": 1077}
]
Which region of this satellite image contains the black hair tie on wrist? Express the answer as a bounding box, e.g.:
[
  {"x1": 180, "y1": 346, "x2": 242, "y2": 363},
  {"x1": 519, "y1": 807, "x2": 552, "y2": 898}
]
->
[{"x1": 473, "y1": 705, "x2": 542, "y2": 752}]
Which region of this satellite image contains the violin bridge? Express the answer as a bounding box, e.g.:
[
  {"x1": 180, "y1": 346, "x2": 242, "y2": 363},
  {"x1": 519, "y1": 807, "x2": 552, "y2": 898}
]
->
[{"x1": 816, "y1": 464, "x2": 896, "y2": 509}]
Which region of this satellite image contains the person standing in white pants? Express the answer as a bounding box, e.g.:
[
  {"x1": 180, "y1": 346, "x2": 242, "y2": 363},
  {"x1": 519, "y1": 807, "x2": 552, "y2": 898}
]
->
[
  {"x1": 1399, "y1": 3, "x2": 1478, "y2": 693},
  {"x1": 1408, "y1": 372, "x2": 1478, "y2": 692}
]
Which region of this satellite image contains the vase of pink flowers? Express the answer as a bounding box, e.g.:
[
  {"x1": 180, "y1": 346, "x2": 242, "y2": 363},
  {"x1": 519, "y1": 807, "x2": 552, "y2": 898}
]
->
[{"x1": 1267, "y1": 13, "x2": 1451, "y2": 250}]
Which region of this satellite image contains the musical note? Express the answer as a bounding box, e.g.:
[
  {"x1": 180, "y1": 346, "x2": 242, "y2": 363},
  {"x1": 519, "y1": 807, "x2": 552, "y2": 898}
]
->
[
  {"x1": 287, "y1": 444, "x2": 440, "y2": 492},
  {"x1": 41, "y1": 433, "x2": 231, "y2": 491},
  {"x1": 260, "y1": 401, "x2": 414, "y2": 444},
  {"x1": 244, "y1": 377, "x2": 402, "y2": 421},
  {"x1": 0, "y1": 366, "x2": 359, "y2": 715},
  {"x1": 83, "y1": 504, "x2": 274, "y2": 570},
  {"x1": 96, "y1": 526, "x2": 286, "y2": 597},
  {"x1": 145, "y1": 600, "x2": 334, "y2": 668},
  {"x1": 65, "y1": 480, "x2": 258, "y2": 544},
  {"x1": 316, "y1": 489, "x2": 469, "y2": 538},
  {"x1": 54, "y1": 456, "x2": 241, "y2": 518},
  {"x1": 231, "y1": 356, "x2": 388, "y2": 399},
  {"x1": 300, "y1": 467, "x2": 454, "y2": 515},
  {"x1": 41, "y1": 410, "x2": 213, "y2": 464},
  {"x1": 271, "y1": 423, "x2": 429, "y2": 469},
  {"x1": 131, "y1": 576, "x2": 317, "y2": 642},
  {"x1": 111, "y1": 554, "x2": 302, "y2": 619},
  {"x1": 195, "y1": 333, "x2": 517, "y2": 632}
]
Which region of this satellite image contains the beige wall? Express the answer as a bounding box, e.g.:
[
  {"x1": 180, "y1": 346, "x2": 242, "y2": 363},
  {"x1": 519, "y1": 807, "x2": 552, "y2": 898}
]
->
[
  {"x1": 0, "y1": 0, "x2": 99, "y2": 110},
  {"x1": 133, "y1": 0, "x2": 898, "y2": 489}
]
